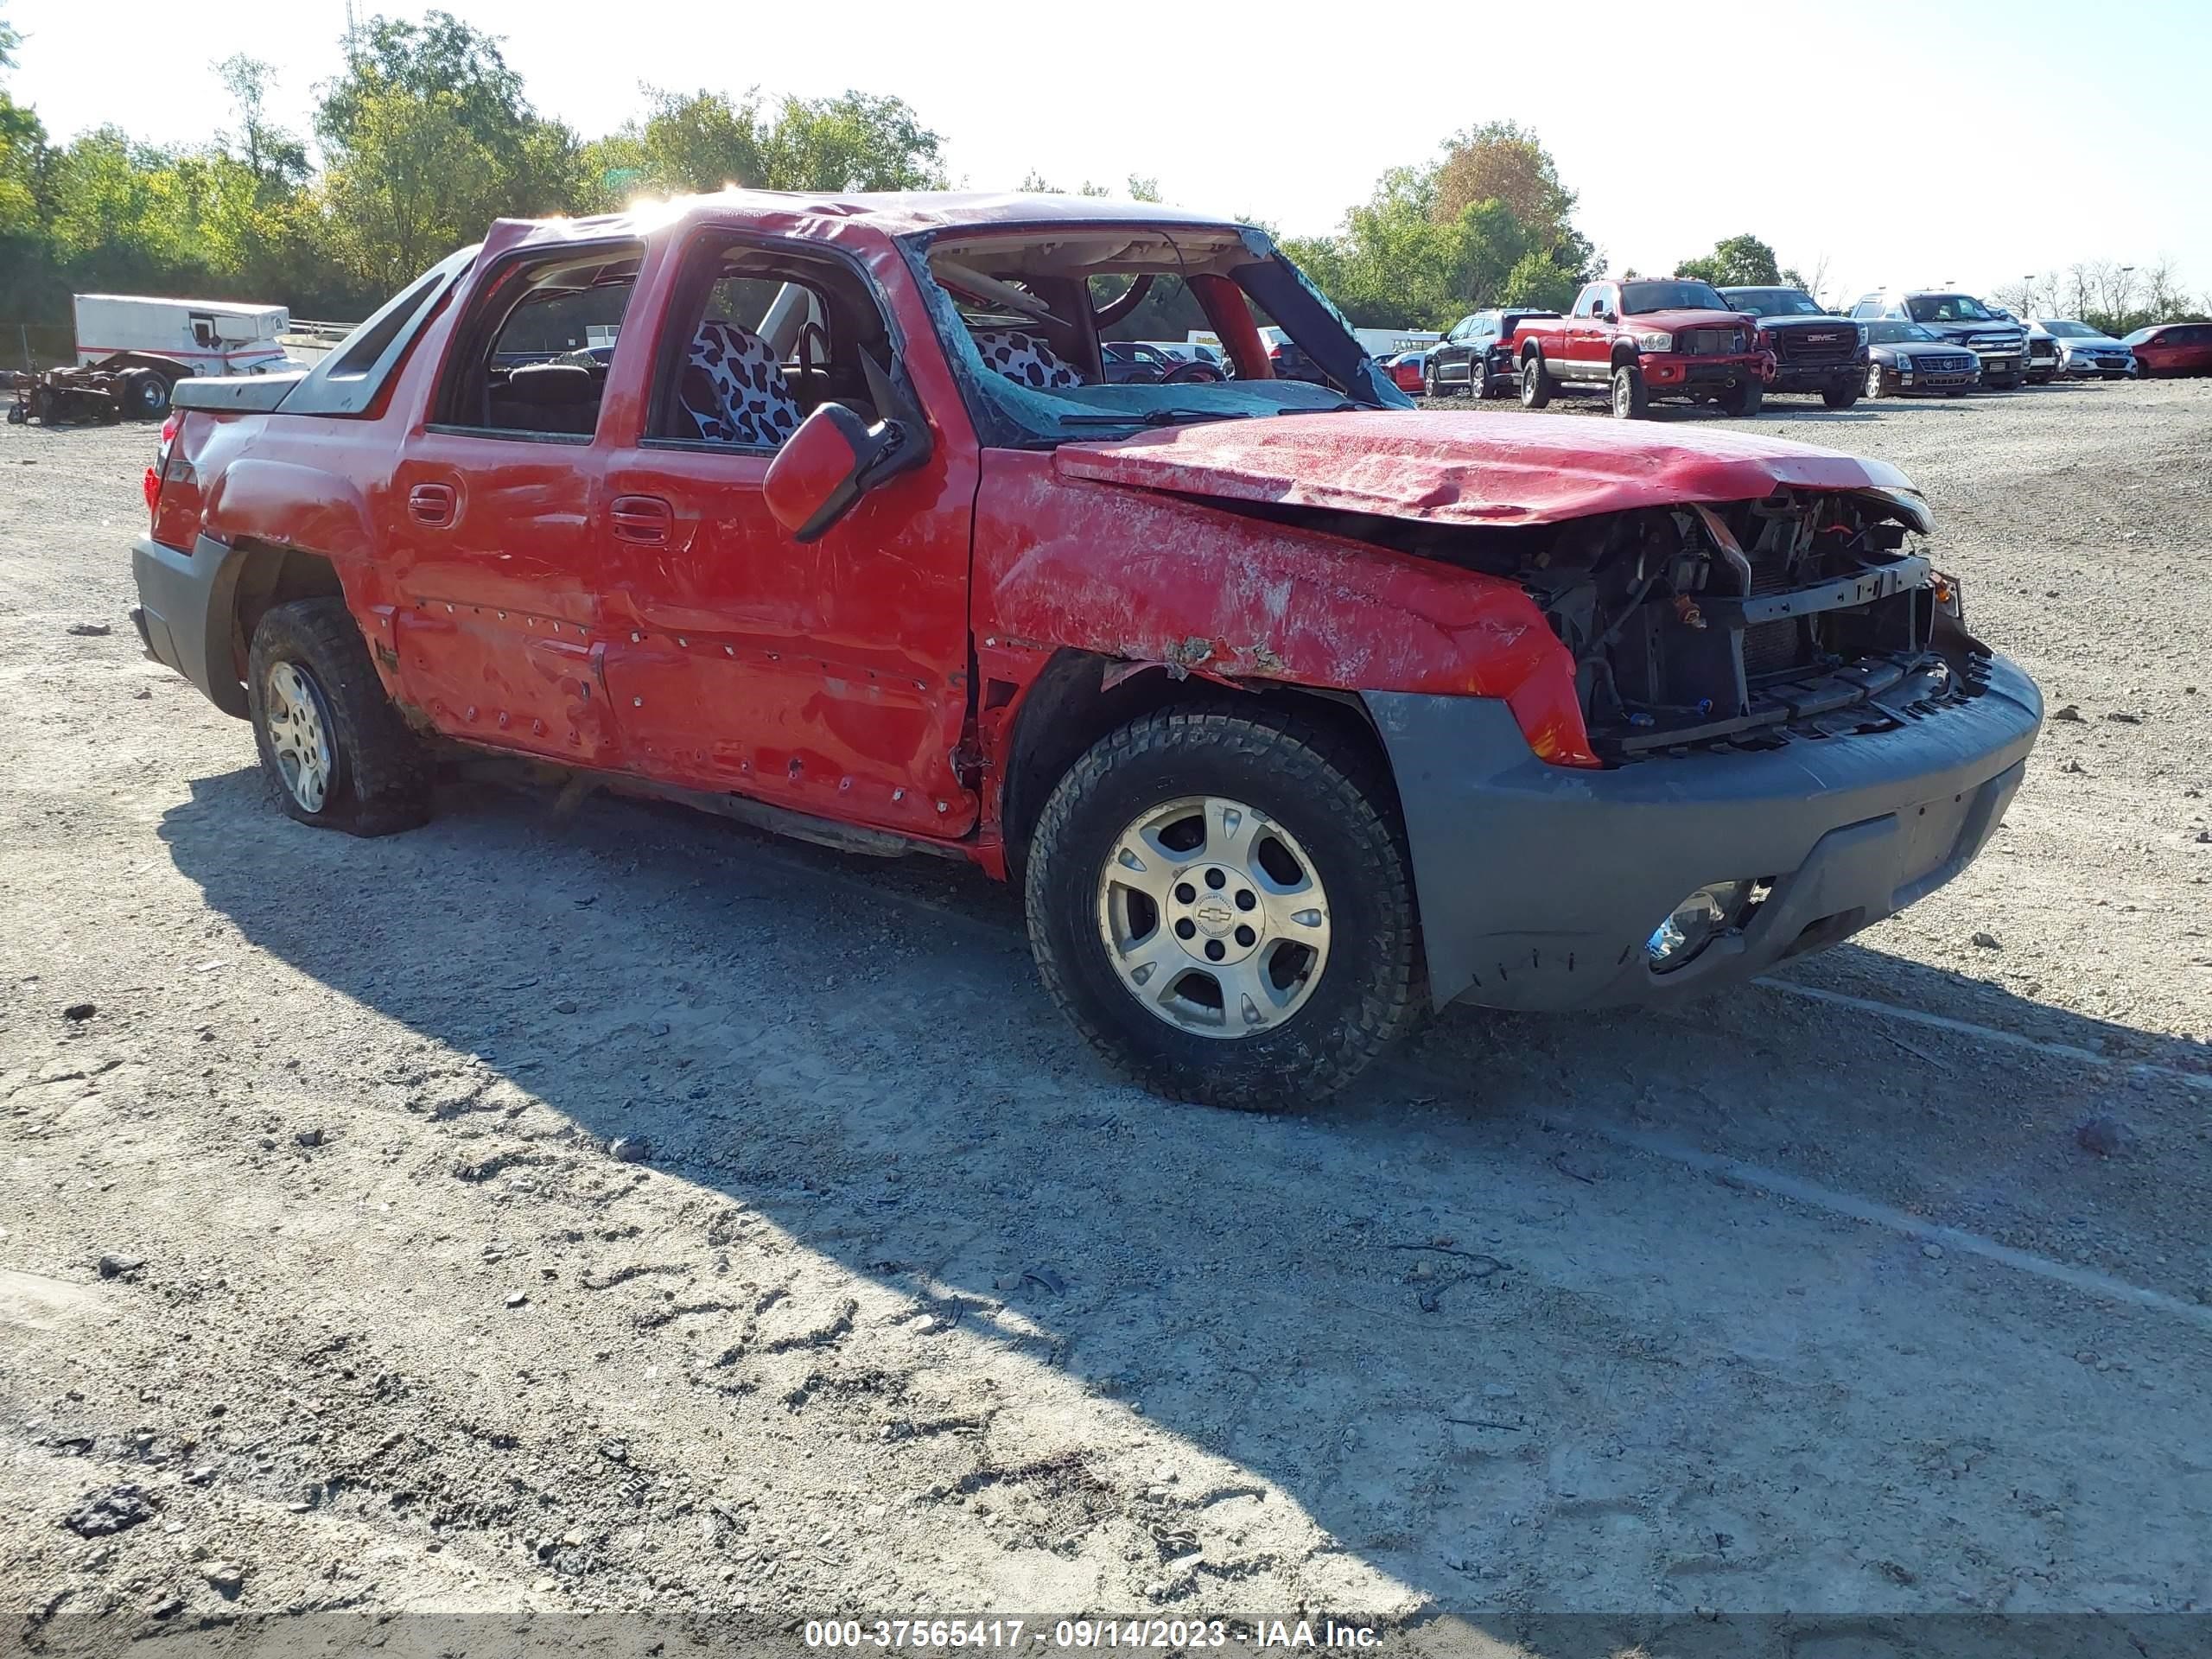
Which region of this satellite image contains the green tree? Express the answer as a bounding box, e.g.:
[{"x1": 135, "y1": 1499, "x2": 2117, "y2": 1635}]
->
[
  {"x1": 586, "y1": 87, "x2": 943, "y2": 209},
  {"x1": 319, "y1": 82, "x2": 502, "y2": 287},
  {"x1": 756, "y1": 92, "x2": 944, "y2": 192},
  {"x1": 0, "y1": 89, "x2": 42, "y2": 237},
  {"x1": 315, "y1": 10, "x2": 586, "y2": 285},
  {"x1": 1675, "y1": 232, "x2": 1781, "y2": 288},
  {"x1": 1281, "y1": 166, "x2": 1532, "y2": 329},
  {"x1": 1432, "y1": 122, "x2": 1591, "y2": 273},
  {"x1": 1497, "y1": 247, "x2": 1580, "y2": 312},
  {"x1": 584, "y1": 87, "x2": 764, "y2": 202},
  {"x1": 1014, "y1": 171, "x2": 1154, "y2": 199},
  {"x1": 215, "y1": 55, "x2": 308, "y2": 194}
]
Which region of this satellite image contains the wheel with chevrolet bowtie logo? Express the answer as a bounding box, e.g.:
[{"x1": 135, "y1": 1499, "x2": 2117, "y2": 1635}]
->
[{"x1": 1024, "y1": 707, "x2": 1421, "y2": 1110}]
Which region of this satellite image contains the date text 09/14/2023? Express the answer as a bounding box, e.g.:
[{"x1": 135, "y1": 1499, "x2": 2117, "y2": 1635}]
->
[{"x1": 802, "y1": 1618, "x2": 1383, "y2": 1649}]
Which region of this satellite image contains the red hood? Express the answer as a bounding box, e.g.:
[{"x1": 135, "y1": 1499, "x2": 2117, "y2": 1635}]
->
[{"x1": 1053, "y1": 410, "x2": 1929, "y2": 531}]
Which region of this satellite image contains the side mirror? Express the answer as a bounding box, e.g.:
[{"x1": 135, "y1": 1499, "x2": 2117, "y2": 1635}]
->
[{"x1": 762, "y1": 403, "x2": 916, "y2": 543}]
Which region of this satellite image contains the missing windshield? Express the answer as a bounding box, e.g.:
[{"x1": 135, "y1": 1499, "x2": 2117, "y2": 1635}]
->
[{"x1": 899, "y1": 220, "x2": 1408, "y2": 446}]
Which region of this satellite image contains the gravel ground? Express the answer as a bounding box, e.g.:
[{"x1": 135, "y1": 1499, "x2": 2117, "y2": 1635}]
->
[{"x1": 3, "y1": 381, "x2": 2210, "y2": 1655}]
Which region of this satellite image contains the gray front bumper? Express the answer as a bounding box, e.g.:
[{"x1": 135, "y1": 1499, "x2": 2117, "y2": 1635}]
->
[{"x1": 1364, "y1": 656, "x2": 2043, "y2": 1011}]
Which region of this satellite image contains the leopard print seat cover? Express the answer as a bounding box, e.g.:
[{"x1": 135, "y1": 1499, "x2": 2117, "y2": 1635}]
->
[
  {"x1": 679, "y1": 320, "x2": 802, "y2": 447},
  {"x1": 971, "y1": 327, "x2": 1085, "y2": 390}
]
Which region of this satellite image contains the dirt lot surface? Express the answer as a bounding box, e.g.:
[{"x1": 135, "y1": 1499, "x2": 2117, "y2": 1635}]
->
[{"x1": 4, "y1": 382, "x2": 2211, "y2": 1655}]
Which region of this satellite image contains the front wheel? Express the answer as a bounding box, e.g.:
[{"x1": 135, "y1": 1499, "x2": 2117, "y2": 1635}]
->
[
  {"x1": 1024, "y1": 709, "x2": 1421, "y2": 1110},
  {"x1": 1610, "y1": 362, "x2": 1649, "y2": 419},
  {"x1": 1865, "y1": 362, "x2": 1888, "y2": 399},
  {"x1": 1822, "y1": 378, "x2": 1861, "y2": 410},
  {"x1": 247, "y1": 599, "x2": 431, "y2": 836},
  {"x1": 1519, "y1": 353, "x2": 1554, "y2": 410}
]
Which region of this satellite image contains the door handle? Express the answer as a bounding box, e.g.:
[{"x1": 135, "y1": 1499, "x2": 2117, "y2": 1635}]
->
[
  {"x1": 610, "y1": 494, "x2": 674, "y2": 546},
  {"x1": 407, "y1": 482, "x2": 456, "y2": 528}
]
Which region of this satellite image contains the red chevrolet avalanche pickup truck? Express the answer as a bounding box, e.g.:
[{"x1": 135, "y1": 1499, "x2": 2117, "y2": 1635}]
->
[
  {"x1": 130, "y1": 193, "x2": 2041, "y2": 1109},
  {"x1": 1514, "y1": 277, "x2": 1776, "y2": 419}
]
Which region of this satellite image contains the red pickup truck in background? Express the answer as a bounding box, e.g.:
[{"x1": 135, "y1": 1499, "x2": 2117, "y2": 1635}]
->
[
  {"x1": 1513, "y1": 277, "x2": 1775, "y2": 419},
  {"x1": 130, "y1": 194, "x2": 2038, "y2": 1110}
]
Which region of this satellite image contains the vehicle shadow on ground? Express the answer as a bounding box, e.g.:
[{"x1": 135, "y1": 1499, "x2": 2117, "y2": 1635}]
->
[{"x1": 157, "y1": 761, "x2": 2209, "y2": 1623}]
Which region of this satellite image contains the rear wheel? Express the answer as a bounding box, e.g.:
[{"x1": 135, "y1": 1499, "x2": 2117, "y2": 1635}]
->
[
  {"x1": 1422, "y1": 359, "x2": 1440, "y2": 399},
  {"x1": 1025, "y1": 709, "x2": 1421, "y2": 1111},
  {"x1": 1519, "y1": 353, "x2": 1554, "y2": 410},
  {"x1": 247, "y1": 599, "x2": 430, "y2": 836},
  {"x1": 1609, "y1": 362, "x2": 1649, "y2": 419},
  {"x1": 1720, "y1": 376, "x2": 1764, "y2": 416},
  {"x1": 126, "y1": 371, "x2": 171, "y2": 418}
]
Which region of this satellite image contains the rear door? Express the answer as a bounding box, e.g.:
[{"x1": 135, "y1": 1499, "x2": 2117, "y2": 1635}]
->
[
  {"x1": 594, "y1": 228, "x2": 979, "y2": 840},
  {"x1": 1435, "y1": 317, "x2": 1472, "y2": 385},
  {"x1": 385, "y1": 242, "x2": 643, "y2": 766}
]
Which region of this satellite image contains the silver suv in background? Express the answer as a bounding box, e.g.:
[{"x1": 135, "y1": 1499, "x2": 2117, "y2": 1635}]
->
[{"x1": 1847, "y1": 289, "x2": 2029, "y2": 390}]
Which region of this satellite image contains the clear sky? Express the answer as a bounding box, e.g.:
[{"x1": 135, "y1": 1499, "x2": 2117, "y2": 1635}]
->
[{"x1": 9, "y1": 0, "x2": 2209, "y2": 304}]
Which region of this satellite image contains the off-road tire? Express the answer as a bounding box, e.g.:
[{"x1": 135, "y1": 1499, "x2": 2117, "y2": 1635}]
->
[
  {"x1": 1025, "y1": 709, "x2": 1422, "y2": 1111},
  {"x1": 1822, "y1": 378, "x2": 1861, "y2": 410},
  {"x1": 1610, "y1": 362, "x2": 1649, "y2": 419},
  {"x1": 1519, "y1": 353, "x2": 1554, "y2": 410},
  {"x1": 1720, "y1": 376, "x2": 1764, "y2": 417},
  {"x1": 246, "y1": 598, "x2": 430, "y2": 836}
]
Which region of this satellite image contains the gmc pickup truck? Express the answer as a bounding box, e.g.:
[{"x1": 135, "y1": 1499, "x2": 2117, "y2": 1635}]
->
[
  {"x1": 130, "y1": 193, "x2": 2041, "y2": 1110},
  {"x1": 1515, "y1": 278, "x2": 1776, "y2": 418}
]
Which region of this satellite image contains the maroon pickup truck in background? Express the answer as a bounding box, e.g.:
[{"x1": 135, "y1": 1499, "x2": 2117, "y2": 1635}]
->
[{"x1": 1512, "y1": 278, "x2": 1776, "y2": 419}]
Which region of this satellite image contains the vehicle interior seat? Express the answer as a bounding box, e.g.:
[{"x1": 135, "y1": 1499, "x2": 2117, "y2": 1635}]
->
[
  {"x1": 679, "y1": 319, "x2": 802, "y2": 446},
  {"x1": 971, "y1": 327, "x2": 1086, "y2": 390},
  {"x1": 489, "y1": 362, "x2": 601, "y2": 435}
]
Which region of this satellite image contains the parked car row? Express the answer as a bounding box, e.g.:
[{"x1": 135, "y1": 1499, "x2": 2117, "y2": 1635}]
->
[{"x1": 1405, "y1": 277, "x2": 2207, "y2": 418}]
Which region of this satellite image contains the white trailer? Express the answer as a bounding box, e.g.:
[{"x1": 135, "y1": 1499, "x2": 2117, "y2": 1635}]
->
[{"x1": 72, "y1": 294, "x2": 291, "y2": 376}]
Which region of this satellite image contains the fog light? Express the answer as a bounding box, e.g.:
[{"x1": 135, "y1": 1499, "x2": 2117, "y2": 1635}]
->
[{"x1": 1646, "y1": 881, "x2": 1753, "y2": 972}]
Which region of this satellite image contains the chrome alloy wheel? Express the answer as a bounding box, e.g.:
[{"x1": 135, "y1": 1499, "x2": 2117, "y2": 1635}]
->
[
  {"x1": 264, "y1": 661, "x2": 334, "y2": 812},
  {"x1": 1096, "y1": 795, "x2": 1332, "y2": 1039}
]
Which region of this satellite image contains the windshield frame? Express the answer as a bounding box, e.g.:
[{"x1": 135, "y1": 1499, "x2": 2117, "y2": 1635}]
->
[
  {"x1": 1905, "y1": 293, "x2": 1998, "y2": 324},
  {"x1": 1622, "y1": 279, "x2": 1732, "y2": 315},
  {"x1": 1720, "y1": 287, "x2": 1826, "y2": 318},
  {"x1": 895, "y1": 219, "x2": 1408, "y2": 449}
]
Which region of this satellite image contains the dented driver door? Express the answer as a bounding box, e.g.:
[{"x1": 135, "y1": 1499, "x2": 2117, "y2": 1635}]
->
[
  {"x1": 594, "y1": 439, "x2": 980, "y2": 840},
  {"x1": 589, "y1": 244, "x2": 976, "y2": 843}
]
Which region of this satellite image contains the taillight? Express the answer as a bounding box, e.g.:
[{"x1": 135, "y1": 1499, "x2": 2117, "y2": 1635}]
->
[
  {"x1": 144, "y1": 414, "x2": 179, "y2": 517},
  {"x1": 149, "y1": 415, "x2": 205, "y2": 551}
]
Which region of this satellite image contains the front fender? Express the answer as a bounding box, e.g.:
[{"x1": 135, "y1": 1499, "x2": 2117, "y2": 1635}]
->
[{"x1": 972, "y1": 453, "x2": 1595, "y2": 766}]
